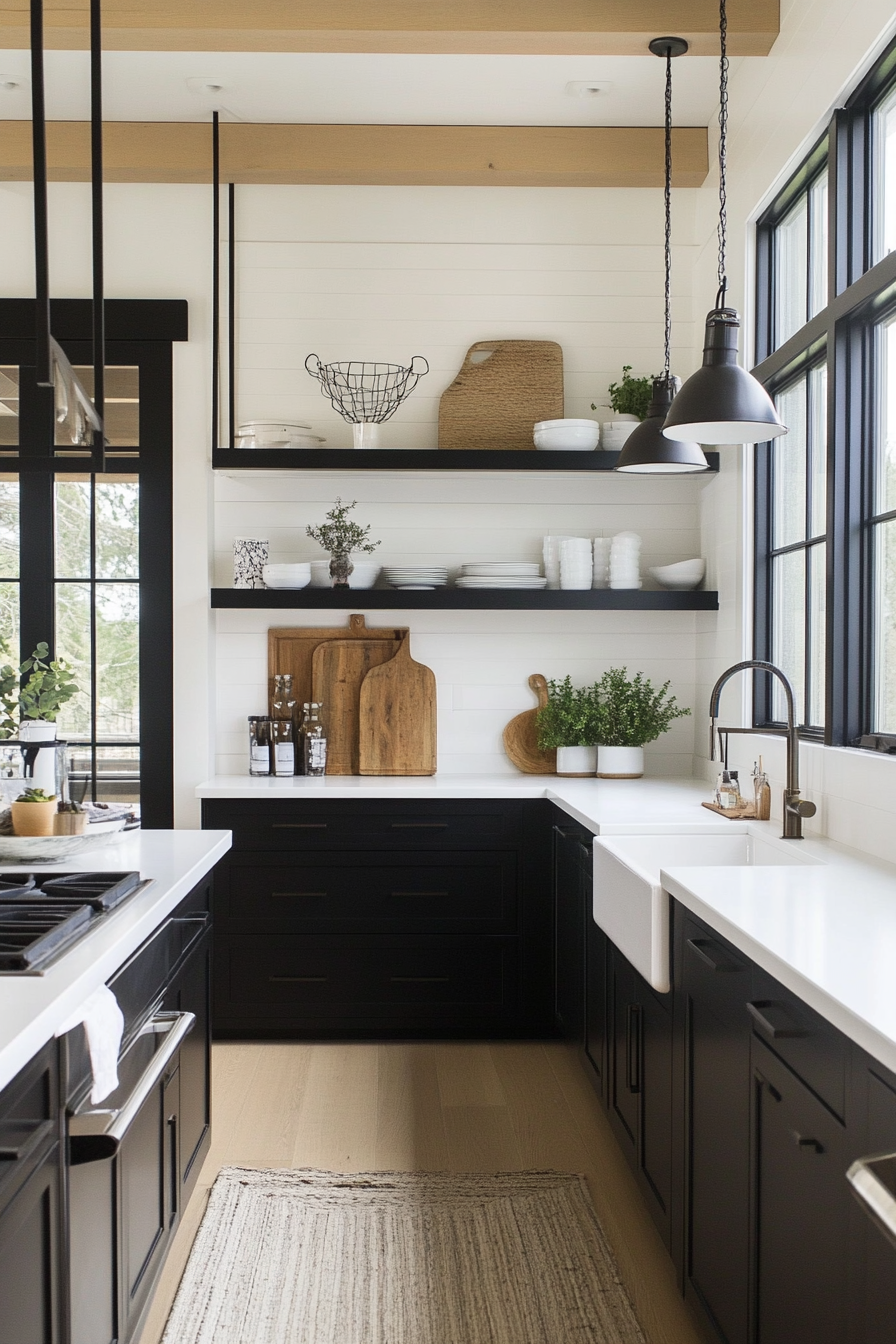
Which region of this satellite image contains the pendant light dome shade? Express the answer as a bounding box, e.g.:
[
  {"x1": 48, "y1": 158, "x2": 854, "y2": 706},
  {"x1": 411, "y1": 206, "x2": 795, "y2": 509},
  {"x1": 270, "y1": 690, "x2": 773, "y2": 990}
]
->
[
  {"x1": 616, "y1": 377, "x2": 708, "y2": 473},
  {"x1": 661, "y1": 307, "x2": 787, "y2": 444}
]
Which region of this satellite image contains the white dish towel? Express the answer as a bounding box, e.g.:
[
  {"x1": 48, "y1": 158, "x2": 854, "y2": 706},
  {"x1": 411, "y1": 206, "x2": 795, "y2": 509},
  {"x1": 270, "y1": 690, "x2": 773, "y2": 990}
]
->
[{"x1": 57, "y1": 985, "x2": 125, "y2": 1104}]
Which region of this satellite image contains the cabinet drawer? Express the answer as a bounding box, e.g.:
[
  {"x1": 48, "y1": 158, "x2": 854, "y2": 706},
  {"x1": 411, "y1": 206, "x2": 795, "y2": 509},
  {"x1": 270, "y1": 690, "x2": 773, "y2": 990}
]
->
[
  {"x1": 215, "y1": 933, "x2": 520, "y2": 1032},
  {"x1": 749, "y1": 967, "x2": 848, "y2": 1120},
  {"x1": 680, "y1": 911, "x2": 751, "y2": 1024},
  {"x1": 217, "y1": 853, "x2": 517, "y2": 934},
  {"x1": 203, "y1": 799, "x2": 522, "y2": 852},
  {"x1": 0, "y1": 1041, "x2": 59, "y2": 1216}
]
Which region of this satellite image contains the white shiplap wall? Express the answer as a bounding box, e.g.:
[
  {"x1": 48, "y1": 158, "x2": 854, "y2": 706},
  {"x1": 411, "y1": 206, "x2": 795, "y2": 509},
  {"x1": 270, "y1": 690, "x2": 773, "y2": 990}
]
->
[{"x1": 215, "y1": 184, "x2": 705, "y2": 776}]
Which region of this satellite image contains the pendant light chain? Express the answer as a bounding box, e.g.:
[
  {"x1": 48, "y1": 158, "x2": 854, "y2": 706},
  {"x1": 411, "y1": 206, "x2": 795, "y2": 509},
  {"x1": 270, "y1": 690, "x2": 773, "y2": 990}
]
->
[
  {"x1": 717, "y1": 0, "x2": 729, "y2": 304},
  {"x1": 663, "y1": 48, "x2": 673, "y2": 383}
]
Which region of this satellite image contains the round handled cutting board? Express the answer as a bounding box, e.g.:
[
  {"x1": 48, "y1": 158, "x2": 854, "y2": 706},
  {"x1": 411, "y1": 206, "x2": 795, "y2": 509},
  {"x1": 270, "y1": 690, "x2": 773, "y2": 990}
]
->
[{"x1": 502, "y1": 674, "x2": 557, "y2": 774}]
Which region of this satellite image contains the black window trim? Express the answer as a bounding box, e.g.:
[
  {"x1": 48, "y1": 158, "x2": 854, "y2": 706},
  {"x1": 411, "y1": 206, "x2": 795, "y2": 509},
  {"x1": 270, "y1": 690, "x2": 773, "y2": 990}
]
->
[{"x1": 753, "y1": 27, "x2": 896, "y2": 755}]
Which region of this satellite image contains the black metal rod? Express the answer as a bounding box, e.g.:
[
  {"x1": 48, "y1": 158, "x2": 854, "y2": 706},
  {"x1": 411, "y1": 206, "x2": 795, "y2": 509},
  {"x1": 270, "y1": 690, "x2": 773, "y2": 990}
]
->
[
  {"x1": 228, "y1": 181, "x2": 235, "y2": 448},
  {"x1": 30, "y1": 0, "x2": 51, "y2": 387},
  {"x1": 90, "y1": 0, "x2": 105, "y2": 473},
  {"x1": 211, "y1": 112, "x2": 220, "y2": 454}
]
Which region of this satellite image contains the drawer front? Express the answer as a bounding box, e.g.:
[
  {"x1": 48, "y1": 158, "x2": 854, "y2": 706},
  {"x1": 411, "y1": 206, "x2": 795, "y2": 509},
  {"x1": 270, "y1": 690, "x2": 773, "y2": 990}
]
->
[
  {"x1": 203, "y1": 799, "x2": 523, "y2": 852},
  {"x1": 0, "y1": 1041, "x2": 59, "y2": 1216},
  {"x1": 214, "y1": 934, "x2": 520, "y2": 1032},
  {"x1": 680, "y1": 911, "x2": 752, "y2": 1026},
  {"x1": 217, "y1": 853, "x2": 518, "y2": 934},
  {"x1": 749, "y1": 966, "x2": 848, "y2": 1120}
]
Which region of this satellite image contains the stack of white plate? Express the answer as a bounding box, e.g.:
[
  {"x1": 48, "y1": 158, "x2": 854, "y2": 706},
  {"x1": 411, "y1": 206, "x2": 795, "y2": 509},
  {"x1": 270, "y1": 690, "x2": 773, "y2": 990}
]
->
[
  {"x1": 456, "y1": 562, "x2": 546, "y2": 590},
  {"x1": 385, "y1": 566, "x2": 449, "y2": 591},
  {"x1": 235, "y1": 420, "x2": 327, "y2": 449}
]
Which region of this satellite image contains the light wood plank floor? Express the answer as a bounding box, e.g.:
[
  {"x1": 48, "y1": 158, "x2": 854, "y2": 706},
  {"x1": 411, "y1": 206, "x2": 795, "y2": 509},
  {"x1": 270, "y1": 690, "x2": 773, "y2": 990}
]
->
[{"x1": 137, "y1": 1041, "x2": 701, "y2": 1344}]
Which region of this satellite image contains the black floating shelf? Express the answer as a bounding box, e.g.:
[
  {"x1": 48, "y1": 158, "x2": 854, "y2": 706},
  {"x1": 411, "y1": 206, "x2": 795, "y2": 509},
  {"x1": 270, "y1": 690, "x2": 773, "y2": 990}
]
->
[
  {"x1": 212, "y1": 447, "x2": 720, "y2": 473},
  {"x1": 212, "y1": 587, "x2": 719, "y2": 611}
]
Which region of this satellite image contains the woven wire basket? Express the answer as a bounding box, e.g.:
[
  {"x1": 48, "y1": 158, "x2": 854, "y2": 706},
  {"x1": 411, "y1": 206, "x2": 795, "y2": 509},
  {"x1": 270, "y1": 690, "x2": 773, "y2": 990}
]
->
[{"x1": 304, "y1": 354, "x2": 429, "y2": 424}]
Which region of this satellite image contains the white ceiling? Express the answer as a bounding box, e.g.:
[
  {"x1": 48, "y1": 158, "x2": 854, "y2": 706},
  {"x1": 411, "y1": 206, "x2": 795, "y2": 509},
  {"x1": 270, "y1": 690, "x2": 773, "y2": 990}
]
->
[{"x1": 0, "y1": 50, "x2": 741, "y2": 125}]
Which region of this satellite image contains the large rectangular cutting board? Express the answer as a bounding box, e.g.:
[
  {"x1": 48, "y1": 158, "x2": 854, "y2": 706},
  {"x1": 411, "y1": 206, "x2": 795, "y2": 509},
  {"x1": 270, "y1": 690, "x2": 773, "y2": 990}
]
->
[
  {"x1": 438, "y1": 340, "x2": 564, "y2": 451},
  {"x1": 310, "y1": 636, "x2": 403, "y2": 775},
  {"x1": 268, "y1": 614, "x2": 408, "y2": 716}
]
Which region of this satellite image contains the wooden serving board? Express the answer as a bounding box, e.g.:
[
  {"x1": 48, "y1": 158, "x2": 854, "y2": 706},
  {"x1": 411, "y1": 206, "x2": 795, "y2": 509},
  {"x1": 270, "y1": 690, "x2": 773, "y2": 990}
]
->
[
  {"x1": 358, "y1": 635, "x2": 437, "y2": 776},
  {"x1": 701, "y1": 801, "x2": 758, "y2": 820},
  {"x1": 438, "y1": 340, "x2": 564, "y2": 451},
  {"x1": 502, "y1": 674, "x2": 556, "y2": 775},
  {"x1": 311, "y1": 637, "x2": 403, "y2": 775},
  {"x1": 268, "y1": 613, "x2": 408, "y2": 713}
]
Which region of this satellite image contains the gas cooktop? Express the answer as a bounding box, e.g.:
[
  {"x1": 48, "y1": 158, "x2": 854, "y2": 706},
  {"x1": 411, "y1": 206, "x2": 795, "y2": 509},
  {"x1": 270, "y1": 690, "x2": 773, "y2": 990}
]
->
[{"x1": 0, "y1": 872, "x2": 152, "y2": 974}]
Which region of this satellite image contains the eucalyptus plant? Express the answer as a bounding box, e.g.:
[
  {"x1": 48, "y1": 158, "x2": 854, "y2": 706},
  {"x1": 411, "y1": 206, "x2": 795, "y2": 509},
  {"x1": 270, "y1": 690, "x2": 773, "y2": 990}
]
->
[
  {"x1": 306, "y1": 498, "x2": 380, "y2": 558},
  {"x1": 592, "y1": 667, "x2": 690, "y2": 747},
  {"x1": 0, "y1": 642, "x2": 80, "y2": 738}
]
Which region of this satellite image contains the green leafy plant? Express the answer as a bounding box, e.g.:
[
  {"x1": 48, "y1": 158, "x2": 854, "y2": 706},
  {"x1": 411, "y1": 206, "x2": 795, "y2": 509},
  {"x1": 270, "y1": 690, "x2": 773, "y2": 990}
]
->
[
  {"x1": 593, "y1": 366, "x2": 655, "y2": 421},
  {"x1": 18, "y1": 643, "x2": 79, "y2": 723},
  {"x1": 536, "y1": 676, "x2": 601, "y2": 750},
  {"x1": 592, "y1": 667, "x2": 690, "y2": 747},
  {"x1": 0, "y1": 643, "x2": 18, "y2": 740},
  {"x1": 15, "y1": 787, "x2": 56, "y2": 803},
  {"x1": 306, "y1": 498, "x2": 380, "y2": 558}
]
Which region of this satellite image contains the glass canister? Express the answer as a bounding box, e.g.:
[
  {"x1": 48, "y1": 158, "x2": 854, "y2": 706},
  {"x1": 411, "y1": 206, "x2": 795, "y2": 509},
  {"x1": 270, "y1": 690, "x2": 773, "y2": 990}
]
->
[
  {"x1": 270, "y1": 719, "x2": 296, "y2": 777},
  {"x1": 248, "y1": 715, "x2": 272, "y2": 776},
  {"x1": 300, "y1": 702, "x2": 327, "y2": 777}
]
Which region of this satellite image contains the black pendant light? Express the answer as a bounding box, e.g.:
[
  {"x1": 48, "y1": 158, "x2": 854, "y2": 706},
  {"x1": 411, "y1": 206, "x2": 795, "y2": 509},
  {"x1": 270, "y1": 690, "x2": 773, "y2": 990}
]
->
[
  {"x1": 662, "y1": 0, "x2": 786, "y2": 446},
  {"x1": 616, "y1": 38, "x2": 708, "y2": 474}
]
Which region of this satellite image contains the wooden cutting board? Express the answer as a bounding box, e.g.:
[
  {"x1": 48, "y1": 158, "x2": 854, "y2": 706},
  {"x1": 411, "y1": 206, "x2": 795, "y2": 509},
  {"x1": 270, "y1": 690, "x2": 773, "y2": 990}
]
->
[
  {"x1": 438, "y1": 340, "x2": 564, "y2": 451},
  {"x1": 268, "y1": 613, "x2": 408, "y2": 713},
  {"x1": 358, "y1": 635, "x2": 437, "y2": 776},
  {"x1": 311, "y1": 637, "x2": 403, "y2": 775},
  {"x1": 502, "y1": 674, "x2": 557, "y2": 775}
]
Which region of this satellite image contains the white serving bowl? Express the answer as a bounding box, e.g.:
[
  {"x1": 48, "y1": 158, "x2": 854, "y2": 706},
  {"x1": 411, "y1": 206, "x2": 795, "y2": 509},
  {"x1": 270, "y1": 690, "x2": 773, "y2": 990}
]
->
[
  {"x1": 648, "y1": 558, "x2": 706, "y2": 591},
  {"x1": 309, "y1": 559, "x2": 382, "y2": 590},
  {"x1": 533, "y1": 419, "x2": 600, "y2": 451},
  {"x1": 263, "y1": 563, "x2": 311, "y2": 590}
]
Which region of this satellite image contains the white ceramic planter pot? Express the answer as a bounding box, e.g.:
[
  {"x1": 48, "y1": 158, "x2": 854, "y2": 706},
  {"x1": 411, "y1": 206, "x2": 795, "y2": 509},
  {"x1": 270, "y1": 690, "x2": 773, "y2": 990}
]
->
[
  {"x1": 556, "y1": 745, "x2": 597, "y2": 777},
  {"x1": 597, "y1": 745, "x2": 644, "y2": 778},
  {"x1": 18, "y1": 720, "x2": 58, "y2": 796}
]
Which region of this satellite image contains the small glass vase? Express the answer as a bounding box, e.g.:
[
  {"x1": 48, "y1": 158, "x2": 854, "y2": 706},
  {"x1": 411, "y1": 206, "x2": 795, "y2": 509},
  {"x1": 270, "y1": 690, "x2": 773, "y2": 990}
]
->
[{"x1": 329, "y1": 553, "x2": 354, "y2": 588}]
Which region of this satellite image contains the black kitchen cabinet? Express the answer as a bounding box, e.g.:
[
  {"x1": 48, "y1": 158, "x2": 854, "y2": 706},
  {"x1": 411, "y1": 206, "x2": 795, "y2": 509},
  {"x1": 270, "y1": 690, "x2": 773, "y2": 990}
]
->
[
  {"x1": 751, "y1": 1035, "x2": 849, "y2": 1344},
  {"x1": 204, "y1": 798, "x2": 553, "y2": 1038},
  {"x1": 553, "y1": 822, "x2": 589, "y2": 1043},
  {"x1": 584, "y1": 887, "x2": 607, "y2": 1095},
  {"x1": 163, "y1": 926, "x2": 212, "y2": 1200},
  {"x1": 848, "y1": 1059, "x2": 896, "y2": 1343},
  {"x1": 0, "y1": 1042, "x2": 62, "y2": 1344},
  {"x1": 676, "y1": 911, "x2": 752, "y2": 1344}
]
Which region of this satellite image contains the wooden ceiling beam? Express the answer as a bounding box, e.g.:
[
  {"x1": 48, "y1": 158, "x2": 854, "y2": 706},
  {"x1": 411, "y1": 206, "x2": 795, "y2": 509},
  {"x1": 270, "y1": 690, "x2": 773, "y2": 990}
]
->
[
  {"x1": 0, "y1": 1, "x2": 778, "y2": 55},
  {"x1": 0, "y1": 121, "x2": 709, "y2": 187}
]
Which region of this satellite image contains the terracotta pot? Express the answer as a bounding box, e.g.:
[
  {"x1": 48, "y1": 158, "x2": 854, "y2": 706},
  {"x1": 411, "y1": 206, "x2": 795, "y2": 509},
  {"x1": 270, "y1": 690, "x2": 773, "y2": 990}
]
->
[
  {"x1": 597, "y1": 745, "x2": 644, "y2": 779},
  {"x1": 54, "y1": 811, "x2": 87, "y2": 836},
  {"x1": 11, "y1": 799, "x2": 57, "y2": 837}
]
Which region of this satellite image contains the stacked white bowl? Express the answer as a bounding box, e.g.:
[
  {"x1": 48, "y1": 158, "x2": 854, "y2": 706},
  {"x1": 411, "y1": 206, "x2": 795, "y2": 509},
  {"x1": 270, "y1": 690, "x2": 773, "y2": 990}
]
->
[
  {"x1": 533, "y1": 419, "x2": 600, "y2": 451},
  {"x1": 609, "y1": 531, "x2": 642, "y2": 589},
  {"x1": 601, "y1": 419, "x2": 638, "y2": 452},
  {"x1": 592, "y1": 538, "x2": 611, "y2": 589},
  {"x1": 558, "y1": 538, "x2": 593, "y2": 590},
  {"x1": 309, "y1": 558, "x2": 382, "y2": 589},
  {"x1": 262, "y1": 563, "x2": 311, "y2": 590},
  {"x1": 543, "y1": 536, "x2": 573, "y2": 590}
]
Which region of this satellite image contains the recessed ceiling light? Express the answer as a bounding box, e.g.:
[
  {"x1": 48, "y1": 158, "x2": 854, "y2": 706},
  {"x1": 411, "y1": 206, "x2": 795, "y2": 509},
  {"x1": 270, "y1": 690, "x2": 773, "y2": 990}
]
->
[
  {"x1": 565, "y1": 80, "x2": 613, "y2": 97},
  {"x1": 186, "y1": 77, "x2": 226, "y2": 95}
]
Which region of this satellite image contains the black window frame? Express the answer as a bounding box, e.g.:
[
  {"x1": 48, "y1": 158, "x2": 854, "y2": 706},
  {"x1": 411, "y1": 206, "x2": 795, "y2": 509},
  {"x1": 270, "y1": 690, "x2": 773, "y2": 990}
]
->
[
  {"x1": 0, "y1": 298, "x2": 186, "y2": 826},
  {"x1": 754, "y1": 29, "x2": 896, "y2": 752}
]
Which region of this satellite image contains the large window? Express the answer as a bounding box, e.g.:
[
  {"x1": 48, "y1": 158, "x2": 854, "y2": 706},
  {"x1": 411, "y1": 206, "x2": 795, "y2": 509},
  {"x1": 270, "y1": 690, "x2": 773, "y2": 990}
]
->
[
  {"x1": 755, "y1": 34, "x2": 896, "y2": 750},
  {"x1": 0, "y1": 300, "x2": 182, "y2": 823}
]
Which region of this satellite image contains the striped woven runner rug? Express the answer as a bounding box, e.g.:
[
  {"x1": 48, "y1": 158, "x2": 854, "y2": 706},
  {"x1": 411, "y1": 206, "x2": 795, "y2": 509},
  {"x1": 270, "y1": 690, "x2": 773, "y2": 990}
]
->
[{"x1": 162, "y1": 1166, "x2": 647, "y2": 1344}]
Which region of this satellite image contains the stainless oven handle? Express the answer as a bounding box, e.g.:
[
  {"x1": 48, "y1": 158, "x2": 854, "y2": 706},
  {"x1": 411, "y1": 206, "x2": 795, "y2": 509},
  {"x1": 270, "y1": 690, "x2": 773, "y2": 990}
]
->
[
  {"x1": 69, "y1": 1010, "x2": 195, "y2": 1164},
  {"x1": 847, "y1": 1153, "x2": 896, "y2": 1249}
]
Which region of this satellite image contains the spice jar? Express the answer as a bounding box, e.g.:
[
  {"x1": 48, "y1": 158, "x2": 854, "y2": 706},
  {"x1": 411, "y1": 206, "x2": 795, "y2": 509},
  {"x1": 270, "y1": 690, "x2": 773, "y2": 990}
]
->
[
  {"x1": 270, "y1": 719, "x2": 296, "y2": 777},
  {"x1": 300, "y1": 702, "x2": 327, "y2": 777},
  {"x1": 248, "y1": 716, "x2": 271, "y2": 776}
]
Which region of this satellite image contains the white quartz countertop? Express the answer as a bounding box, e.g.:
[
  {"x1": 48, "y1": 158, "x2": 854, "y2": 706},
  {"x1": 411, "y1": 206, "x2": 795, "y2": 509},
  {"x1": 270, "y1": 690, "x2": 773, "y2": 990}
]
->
[
  {"x1": 196, "y1": 773, "x2": 738, "y2": 836},
  {"x1": 198, "y1": 772, "x2": 896, "y2": 1075},
  {"x1": 0, "y1": 829, "x2": 231, "y2": 1094}
]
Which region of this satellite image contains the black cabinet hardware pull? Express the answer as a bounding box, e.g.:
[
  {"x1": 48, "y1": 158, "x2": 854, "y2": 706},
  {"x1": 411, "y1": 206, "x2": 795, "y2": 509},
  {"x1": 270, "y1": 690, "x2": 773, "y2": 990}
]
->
[
  {"x1": 625, "y1": 1003, "x2": 641, "y2": 1093},
  {"x1": 0, "y1": 1119, "x2": 54, "y2": 1162},
  {"x1": 390, "y1": 976, "x2": 450, "y2": 983},
  {"x1": 792, "y1": 1132, "x2": 825, "y2": 1154},
  {"x1": 272, "y1": 823, "x2": 327, "y2": 829},
  {"x1": 390, "y1": 891, "x2": 449, "y2": 898},
  {"x1": 553, "y1": 824, "x2": 580, "y2": 837},
  {"x1": 687, "y1": 937, "x2": 740, "y2": 973},
  {"x1": 747, "y1": 1000, "x2": 809, "y2": 1039},
  {"x1": 270, "y1": 892, "x2": 328, "y2": 898},
  {"x1": 269, "y1": 975, "x2": 328, "y2": 983},
  {"x1": 391, "y1": 822, "x2": 449, "y2": 829}
]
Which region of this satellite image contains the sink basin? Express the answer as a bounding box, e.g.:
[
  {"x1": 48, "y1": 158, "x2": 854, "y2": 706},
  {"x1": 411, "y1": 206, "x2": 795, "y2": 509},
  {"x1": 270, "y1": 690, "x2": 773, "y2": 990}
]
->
[{"x1": 593, "y1": 830, "x2": 824, "y2": 993}]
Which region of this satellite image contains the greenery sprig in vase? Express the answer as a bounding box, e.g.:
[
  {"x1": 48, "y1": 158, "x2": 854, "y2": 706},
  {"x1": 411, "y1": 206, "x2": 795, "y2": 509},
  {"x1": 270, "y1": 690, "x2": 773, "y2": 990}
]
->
[
  {"x1": 306, "y1": 498, "x2": 381, "y2": 588},
  {"x1": 0, "y1": 642, "x2": 79, "y2": 739}
]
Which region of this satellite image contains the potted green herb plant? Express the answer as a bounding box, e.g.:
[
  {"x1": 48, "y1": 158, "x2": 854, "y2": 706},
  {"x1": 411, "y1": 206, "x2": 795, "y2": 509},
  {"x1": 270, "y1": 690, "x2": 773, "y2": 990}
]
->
[
  {"x1": 592, "y1": 667, "x2": 690, "y2": 778},
  {"x1": 10, "y1": 786, "x2": 57, "y2": 837},
  {"x1": 0, "y1": 642, "x2": 79, "y2": 797},
  {"x1": 306, "y1": 498, "x2": 381, "y2": 588},
  {"x1": 594, "y1": 367, "x2": 656, "y2": 451},
  {"x1": 535, "y1": 676, "x2": 600, "y2": 776}
]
